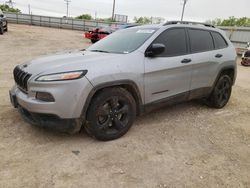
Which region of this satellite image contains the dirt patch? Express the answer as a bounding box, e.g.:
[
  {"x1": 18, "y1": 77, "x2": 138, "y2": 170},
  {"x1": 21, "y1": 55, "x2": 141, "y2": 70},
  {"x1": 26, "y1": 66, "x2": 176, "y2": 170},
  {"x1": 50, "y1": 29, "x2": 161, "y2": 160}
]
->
[{"x1": 0, "y1": 24, "x2": 250, "y2": 188}]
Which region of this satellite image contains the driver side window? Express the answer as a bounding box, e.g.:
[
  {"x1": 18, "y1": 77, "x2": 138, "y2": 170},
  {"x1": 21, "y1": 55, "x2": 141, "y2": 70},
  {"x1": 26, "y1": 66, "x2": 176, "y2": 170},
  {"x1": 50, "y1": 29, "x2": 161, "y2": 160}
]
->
[{"x1": 153, "y1": 28, "x2": 188, "y2": 57}]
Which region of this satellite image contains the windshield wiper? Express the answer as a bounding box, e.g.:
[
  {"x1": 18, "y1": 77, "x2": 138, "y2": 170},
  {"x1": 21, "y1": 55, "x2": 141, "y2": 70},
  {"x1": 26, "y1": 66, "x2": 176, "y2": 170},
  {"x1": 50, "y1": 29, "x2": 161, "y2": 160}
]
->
[{"x1": 90, "y1": 50, "x2": 110, "y2": 53}]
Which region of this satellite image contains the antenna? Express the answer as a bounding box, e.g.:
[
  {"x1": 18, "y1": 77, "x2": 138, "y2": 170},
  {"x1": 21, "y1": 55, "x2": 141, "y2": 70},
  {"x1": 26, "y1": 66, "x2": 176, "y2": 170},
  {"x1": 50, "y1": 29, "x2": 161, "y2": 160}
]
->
[{"x1": 64, "y1": 0, "x2": 71, "y2": 17}]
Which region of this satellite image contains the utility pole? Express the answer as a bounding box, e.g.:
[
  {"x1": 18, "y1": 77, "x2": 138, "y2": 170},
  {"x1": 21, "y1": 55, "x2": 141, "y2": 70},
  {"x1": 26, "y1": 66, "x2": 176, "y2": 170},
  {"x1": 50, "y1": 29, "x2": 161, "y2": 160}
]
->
[
  {"x1": 5, "y1": 0, "x2": 15, "y2": 8},
  {"x1": 95, "y1": 11, "x2": 97, "y2": 20},
  {"x1": 64, "y1": 0, "x2": 71, "y2": 18},
  {"x1": 181, "y1": 0, "x2": 188, "y2": 21},
  {"x1": 111, "y1": 0, "x2": 116, "y2": 21},
  {"x1": 28, "y1": 4, "x2": 31, "y2": 15}
]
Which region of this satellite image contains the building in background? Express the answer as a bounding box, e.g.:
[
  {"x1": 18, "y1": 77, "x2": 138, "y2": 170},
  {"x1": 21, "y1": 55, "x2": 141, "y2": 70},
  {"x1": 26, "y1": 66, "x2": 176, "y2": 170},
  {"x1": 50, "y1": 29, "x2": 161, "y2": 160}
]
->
[{"x1": 114, "y1": 14, "x2": 128, "y2": 23}]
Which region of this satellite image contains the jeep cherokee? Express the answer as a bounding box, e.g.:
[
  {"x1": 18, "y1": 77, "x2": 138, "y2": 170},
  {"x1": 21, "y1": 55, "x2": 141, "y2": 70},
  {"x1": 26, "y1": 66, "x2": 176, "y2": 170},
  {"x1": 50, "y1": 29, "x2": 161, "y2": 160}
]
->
[{"x1": 10, "y1": 21, "x2": 237, "y2": 141}]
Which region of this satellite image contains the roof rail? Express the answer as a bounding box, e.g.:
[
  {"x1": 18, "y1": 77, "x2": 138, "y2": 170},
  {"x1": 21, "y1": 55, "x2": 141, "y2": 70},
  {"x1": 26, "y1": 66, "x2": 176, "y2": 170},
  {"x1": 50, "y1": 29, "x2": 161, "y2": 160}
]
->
[{"x1": 163, "y1": 21, "x2": 215, "y2": 28}]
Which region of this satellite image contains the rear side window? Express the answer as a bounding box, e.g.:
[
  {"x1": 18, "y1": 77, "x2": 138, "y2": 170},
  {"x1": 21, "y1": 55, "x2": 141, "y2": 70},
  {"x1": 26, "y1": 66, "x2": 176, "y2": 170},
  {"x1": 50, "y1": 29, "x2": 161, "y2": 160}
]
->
[
  {"x1": 153, "y1": 28, "x2": 187, "y2": 57},
  {"x1": 188, "y1": 29, "x2": 214, "y2": 53},
  {"x1": 211, "y1": 32, "x2": 228, "y2": 49}
]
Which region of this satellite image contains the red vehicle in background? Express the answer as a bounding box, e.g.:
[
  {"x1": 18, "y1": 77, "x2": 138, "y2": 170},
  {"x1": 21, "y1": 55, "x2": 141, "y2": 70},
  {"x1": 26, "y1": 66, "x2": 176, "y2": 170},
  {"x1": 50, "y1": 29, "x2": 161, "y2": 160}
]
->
[
  {"x1": 85, "y1": 26, "x2": 115, "y2": 43},
  {"x1": 84, "y1": 24, "x2": 138, "y2": 43}
]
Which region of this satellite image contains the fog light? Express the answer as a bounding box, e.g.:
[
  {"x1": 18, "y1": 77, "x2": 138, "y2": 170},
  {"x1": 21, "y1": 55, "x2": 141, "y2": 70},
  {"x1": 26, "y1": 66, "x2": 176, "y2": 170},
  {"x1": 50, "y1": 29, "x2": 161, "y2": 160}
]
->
[{"x1": 36, "y1": 92, "x2": 55, "y2": 102}]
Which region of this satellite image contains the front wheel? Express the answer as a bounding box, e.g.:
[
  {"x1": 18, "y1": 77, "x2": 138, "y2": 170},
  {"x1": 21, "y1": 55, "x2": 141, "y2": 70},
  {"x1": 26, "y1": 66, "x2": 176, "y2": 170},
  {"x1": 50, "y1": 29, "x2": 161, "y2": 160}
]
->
[
  {"x1": 85, "y1": 88, "x2": 136, "y2": 141},
  {"x1": 206, "y1": 75, "x2": 232, "y2": 108}
]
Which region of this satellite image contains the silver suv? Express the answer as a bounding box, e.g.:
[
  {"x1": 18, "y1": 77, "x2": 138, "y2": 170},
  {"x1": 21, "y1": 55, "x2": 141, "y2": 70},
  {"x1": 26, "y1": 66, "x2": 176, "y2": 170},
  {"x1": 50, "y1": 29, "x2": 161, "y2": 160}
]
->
[{"x1": 10, "y1": 21, "x2": 237, "y2": 141}]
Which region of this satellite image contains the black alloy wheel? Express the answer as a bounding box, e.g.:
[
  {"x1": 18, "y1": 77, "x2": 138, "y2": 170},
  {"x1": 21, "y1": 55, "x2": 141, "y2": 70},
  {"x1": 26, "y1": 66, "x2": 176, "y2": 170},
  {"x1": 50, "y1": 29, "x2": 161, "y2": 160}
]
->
[
  {"x1": 85, "y1": 88, "x2": 136, "y2": 141},
  {"x1": 206, "y1": 75, "x2": 232, "y2": 108}
]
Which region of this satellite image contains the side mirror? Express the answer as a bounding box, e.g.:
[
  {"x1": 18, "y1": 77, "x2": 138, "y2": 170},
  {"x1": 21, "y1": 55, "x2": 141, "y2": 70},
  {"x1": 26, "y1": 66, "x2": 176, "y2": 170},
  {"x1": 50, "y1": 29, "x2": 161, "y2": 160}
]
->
[
  {"x1": 0, "y1": 14, "x2": 4, "y2": 18},
  {"x1": 145, "y1": 43, "x2": 165, "y2": 57}
]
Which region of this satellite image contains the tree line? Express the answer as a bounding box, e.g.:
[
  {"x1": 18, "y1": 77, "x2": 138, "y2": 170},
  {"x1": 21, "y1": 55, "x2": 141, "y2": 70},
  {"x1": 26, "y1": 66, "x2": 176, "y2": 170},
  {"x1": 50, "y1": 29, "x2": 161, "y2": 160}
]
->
[
  {"x1": 74, "y1": 15, "x2": 250, "y2": 27},
  {"x1": 207, "y1": 17, "x2": 250, "y2": 27},
  {"x1": 0, "y1": 4, "x2": 21, "y2": 13},
  {"x1": 76, "y1": 14, "x2": 165, "y2": 24}
]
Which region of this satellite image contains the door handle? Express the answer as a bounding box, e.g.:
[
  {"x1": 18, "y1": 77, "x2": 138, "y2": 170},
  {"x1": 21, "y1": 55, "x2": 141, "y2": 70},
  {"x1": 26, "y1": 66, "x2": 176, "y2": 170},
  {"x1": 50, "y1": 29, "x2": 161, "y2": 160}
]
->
[
  {"x1": 181, "y1": 59, "x2": 192, "y2": 63},
  {"x1": 215, "y1": 54, "x2": 223, "y2": 58}
]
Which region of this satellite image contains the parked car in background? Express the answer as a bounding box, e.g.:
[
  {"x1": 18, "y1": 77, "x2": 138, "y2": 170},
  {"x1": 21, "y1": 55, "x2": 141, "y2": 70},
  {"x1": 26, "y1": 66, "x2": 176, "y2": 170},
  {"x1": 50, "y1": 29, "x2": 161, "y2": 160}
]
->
[
  {"x1": 0, "y1": 9, "x2": 8, "y2": 35},
  {"x1": 10, "y1": 21, "x2": 237, "y2": 141},
  {"x1": 84, "y1": 24, "x2": 138, "y2": 43},
  {"x1": 85, "y1": 26, "x2": 115, "y2": 43},
  {"x1": 241, "y1": 42, "x2": 250, "y2": 66}
]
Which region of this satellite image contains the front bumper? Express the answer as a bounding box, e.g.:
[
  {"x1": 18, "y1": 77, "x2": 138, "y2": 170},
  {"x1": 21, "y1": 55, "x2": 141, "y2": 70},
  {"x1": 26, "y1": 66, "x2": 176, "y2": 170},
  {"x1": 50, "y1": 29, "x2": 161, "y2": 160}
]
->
[
  {"x1": 9, "y1": 87, "x2": 84, "y2": 133},
  {"x1": 18, "y1": 106, "x2": 82, "y2": 133},
  {"x1": 9, "y1": 77, "x2": 93, "y2": 133},
  {"x1": 10, "y1": 76, "x2": 93, "y2": 119}
]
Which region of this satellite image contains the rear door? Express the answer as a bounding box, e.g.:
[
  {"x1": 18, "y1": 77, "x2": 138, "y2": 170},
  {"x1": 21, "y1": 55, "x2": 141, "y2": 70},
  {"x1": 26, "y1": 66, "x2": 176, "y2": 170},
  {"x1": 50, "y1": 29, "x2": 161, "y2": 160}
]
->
[
  {"x1": 188, "y1": 29, "x2": 231, "y2": 99},
  {"x1": 187, "y1": 28, "x2": 218, "y2": 98},
  {"x1": 144, "y1": 28, "x2": 193, "y2": 104}
]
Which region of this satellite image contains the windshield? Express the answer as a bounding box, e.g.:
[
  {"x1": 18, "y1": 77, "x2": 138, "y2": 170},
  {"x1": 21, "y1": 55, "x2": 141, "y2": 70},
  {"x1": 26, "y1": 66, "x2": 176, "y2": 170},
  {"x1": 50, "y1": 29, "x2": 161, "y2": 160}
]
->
[{"x1": 87, "y1": 27, "x2": 158, "y2": 54}]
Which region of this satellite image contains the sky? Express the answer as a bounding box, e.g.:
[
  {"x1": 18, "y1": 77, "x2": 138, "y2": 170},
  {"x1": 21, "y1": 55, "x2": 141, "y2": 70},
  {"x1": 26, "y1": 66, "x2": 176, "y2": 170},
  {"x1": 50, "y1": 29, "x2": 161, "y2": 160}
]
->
[{"x1": 1, "y1": 0, "x2": 250, "y2": 22}]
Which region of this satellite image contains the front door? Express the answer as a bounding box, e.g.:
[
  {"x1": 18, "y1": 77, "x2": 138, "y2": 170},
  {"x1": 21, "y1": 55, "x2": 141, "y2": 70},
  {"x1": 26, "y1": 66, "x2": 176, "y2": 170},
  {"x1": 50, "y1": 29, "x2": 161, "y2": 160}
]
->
[{"x1": 144, "y1": 28, "x2": 193, "y2": 104}]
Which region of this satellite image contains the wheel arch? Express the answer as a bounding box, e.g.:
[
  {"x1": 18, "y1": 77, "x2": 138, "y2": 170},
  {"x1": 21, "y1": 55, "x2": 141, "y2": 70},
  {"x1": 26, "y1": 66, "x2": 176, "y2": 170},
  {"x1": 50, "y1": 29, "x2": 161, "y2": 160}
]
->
[
  {"x1": 81, "y1": 80, "x2": 143, "y2": 121},
  {"x1": 212, "y1": 65, "x2": 236, "y2": 90}
]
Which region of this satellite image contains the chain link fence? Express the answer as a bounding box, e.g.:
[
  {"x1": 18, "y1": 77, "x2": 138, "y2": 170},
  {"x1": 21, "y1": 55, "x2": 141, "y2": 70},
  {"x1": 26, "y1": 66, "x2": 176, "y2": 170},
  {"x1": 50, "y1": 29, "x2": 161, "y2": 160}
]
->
[
  {"x1": 4, "y1": 12, "x2": 122, "y2": 31},
  {"x1": 220, "y1": 26, "x2": 250, "y2": 48}
]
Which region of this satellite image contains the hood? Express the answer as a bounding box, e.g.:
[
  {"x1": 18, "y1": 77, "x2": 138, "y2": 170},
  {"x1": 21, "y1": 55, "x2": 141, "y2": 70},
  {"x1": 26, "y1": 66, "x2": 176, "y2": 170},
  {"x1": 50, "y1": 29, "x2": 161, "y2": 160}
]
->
[{"x1": 20, "y1": 50, "x2": 123, "y2": 77}]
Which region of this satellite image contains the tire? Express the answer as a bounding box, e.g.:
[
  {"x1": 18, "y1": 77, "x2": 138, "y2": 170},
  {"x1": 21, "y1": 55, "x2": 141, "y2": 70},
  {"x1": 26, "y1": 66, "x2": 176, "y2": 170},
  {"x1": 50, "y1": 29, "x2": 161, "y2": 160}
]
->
[
  {"x1": 0, "y1": 25, "x2": 4, "y2": 35},
  {"x1": 241, "y1": 60, "x2": 244, "y2": 66},
  {"x1": 206, "y1": 75, "x2": 232, "y2": 108},
  {"x1": 241, "y1": 59, "x2": 250, "y2": 66},
  {"x1": 4, "y1": 25, "x2": 8, "y2": 32},
  {"x1": 85, "y1": 87, "x2": 136, "y2": 141}
]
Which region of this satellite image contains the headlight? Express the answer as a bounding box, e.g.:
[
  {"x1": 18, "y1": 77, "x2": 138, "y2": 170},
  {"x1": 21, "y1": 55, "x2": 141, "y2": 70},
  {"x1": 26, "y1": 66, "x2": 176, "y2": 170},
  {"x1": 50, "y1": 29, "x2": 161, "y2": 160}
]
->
[{"x1": 36, "y1": 70, "x2": 87, "y2": 82}]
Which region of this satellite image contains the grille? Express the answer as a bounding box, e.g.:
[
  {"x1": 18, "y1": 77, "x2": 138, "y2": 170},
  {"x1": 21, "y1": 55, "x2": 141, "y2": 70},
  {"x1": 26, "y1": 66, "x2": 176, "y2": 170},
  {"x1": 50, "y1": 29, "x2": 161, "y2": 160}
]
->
[{"x1": 13, "y1": 66, "x2": 32, "y2": 91}]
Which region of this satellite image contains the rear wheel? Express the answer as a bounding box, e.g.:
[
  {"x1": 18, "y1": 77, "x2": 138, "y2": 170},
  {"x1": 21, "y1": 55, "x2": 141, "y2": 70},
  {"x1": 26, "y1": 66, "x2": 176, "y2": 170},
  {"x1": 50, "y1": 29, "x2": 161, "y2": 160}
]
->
[
  {"x1": 0, "y1": 25, "x2": 4, "y2": 35},
  {"x1": 4, "y1": 24, "x2": 8, "y2": 32},
  {"x1": 85, "y1": 87, "x2": 136, "y2": 141},
  {"x1": 206, "y1": 75, "x2": 232, "y2": 108}
]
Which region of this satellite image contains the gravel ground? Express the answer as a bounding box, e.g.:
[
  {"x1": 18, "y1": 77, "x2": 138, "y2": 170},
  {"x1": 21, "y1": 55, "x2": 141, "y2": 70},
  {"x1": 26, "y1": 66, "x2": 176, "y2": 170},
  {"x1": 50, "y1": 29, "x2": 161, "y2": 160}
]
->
[{"x1": 0, "y1": 24, "x2": 250, "y2": 188}]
